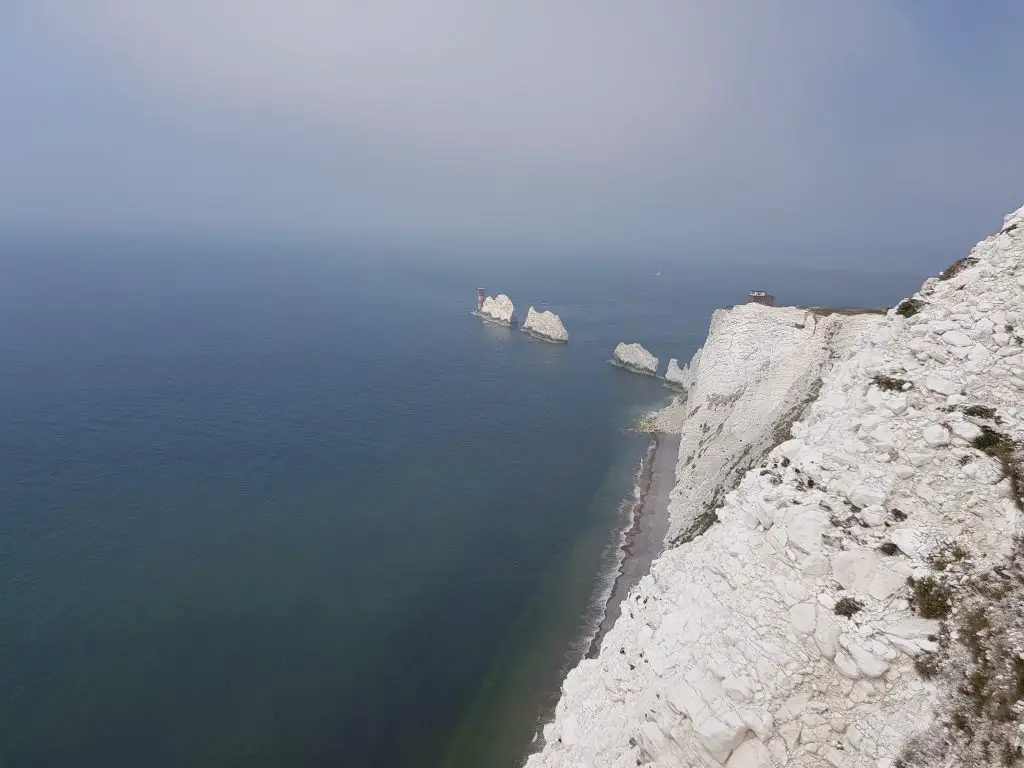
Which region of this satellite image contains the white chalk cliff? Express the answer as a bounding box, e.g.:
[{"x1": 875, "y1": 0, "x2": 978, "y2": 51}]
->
[
  {"x1": 613, "y1": 343, "x2": 659, "y2": 376},
  {"x1": 523, "y1": 307, "x2": 569, "y2": 343},
  {"x1": 480, "y1": 294, "x2": 516, "y2": 325},
  {"x1": 527, "y1": 205, "x2": 1024, "y2": 768}
]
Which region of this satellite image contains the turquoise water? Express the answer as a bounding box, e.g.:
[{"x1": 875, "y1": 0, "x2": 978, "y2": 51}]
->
[{"x1": 0, "y1": 242, "x2": 925, "y2": 767}]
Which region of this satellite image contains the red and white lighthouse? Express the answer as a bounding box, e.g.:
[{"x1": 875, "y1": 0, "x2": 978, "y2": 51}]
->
[{"x1": 477, "y1": 288, "x2": 486, "y2": 312}]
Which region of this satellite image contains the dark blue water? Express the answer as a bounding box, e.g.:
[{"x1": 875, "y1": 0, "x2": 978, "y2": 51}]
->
[{"x1": 0, "y1": 241, "x2": 927, "y2": 767}]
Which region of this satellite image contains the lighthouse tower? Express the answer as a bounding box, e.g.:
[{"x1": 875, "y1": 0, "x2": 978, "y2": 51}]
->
[{"x1": 477, "y1": 288, "x2": 486, "y2": 312}]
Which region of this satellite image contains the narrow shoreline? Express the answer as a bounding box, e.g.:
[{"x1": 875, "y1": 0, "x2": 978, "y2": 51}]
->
[
  {"x1": 586, "y1": 431, "x2": 679, "y2": 658},
  {"x1": 522, "y1": 427, "x2": 679, "y2": 763}
]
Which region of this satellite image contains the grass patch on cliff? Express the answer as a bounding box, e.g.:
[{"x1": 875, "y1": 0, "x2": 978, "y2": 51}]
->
[
  {"x1": 896, "y1": 298, "x2": 924, "y2": 318},
  {"x1": 930, "y1": 544, "x2": 969, "y2": 572},
  {"x1": 940, "y1": 256, "x2": 979, "y2": 281},
  {"x1": 972, "y1": 427, "x2": 1024, "y2": 511},
  {"x1": 898, "y1": 538, "x2": 1024, "y2": 768},
  {"x1": 910, "y1": 576, "x2": 952, "y2": 620},
  {"x1": 834, "y1": 597, "x2": 863, "y2": 618},
  {"x1": 963, "y1": 405, "x2": 998, "y2": 421},
  {"x1": 873, "y1": 374, "x2": 910, "y2": 392}
]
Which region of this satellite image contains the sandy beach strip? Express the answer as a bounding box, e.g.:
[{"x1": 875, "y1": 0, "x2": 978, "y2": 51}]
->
[{"x1": 586, "y1": 431, "x2": 680, "y2": 658}]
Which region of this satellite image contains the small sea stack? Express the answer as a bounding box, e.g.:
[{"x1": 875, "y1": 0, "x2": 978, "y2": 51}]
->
[
  {"x1": 478, "y1": 294, "x2": 516, "y2": 326},
  {"x1": 611, "y1": 342, "x2": 658, "y2": 376},
  {"x1": 665, "y1": 358, "x2": 686, "y2": 386},
  {"x1": 522, "y1": 307, "x2": 568, "y2": 343},
  {"x1": 664, "y1": 348, "x2": 702, "y2": 391}
]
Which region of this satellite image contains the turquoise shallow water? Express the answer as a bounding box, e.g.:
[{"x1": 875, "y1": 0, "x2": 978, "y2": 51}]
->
[{"x1": 0, "y1": 242, "x2": 926, "y2": 767}]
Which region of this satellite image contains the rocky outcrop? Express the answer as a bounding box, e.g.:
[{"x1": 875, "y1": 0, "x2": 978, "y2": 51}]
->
[
  {"x1": 665, "y1": 358, "x2": 686, "y2": 385},
  {"x1": 479, "y1": 294, "x2": 515, "y2": 326},
  {"x1": 666, "y1": 347, "x2": 702, "y2": 391},
  {"x1": 523, "y1": 307, "x2": 568, "y2": 343},
  {"x1": 663, "y1": 304, "x2": 876, "y2": 545},
  {"x1": 612, "y1": 342, "x2": 659, "y2": 376},
  {"x1": 527, "y1": 205, "x2": 1024, "y2": 768}
]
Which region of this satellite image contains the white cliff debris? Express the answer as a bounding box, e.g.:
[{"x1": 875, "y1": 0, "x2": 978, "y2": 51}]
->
[
  {"x1": 523, "y1": 307, "x2": 569, "y2": 343},
  {"x1": 613, "y1": 342, "x2": 659, "y2": 376},
  {"x1": 527, "y1": 204, "x2": 1024, "y2": 768},
  {"x1": 479, "y1": 294, "x2": 516, "y2": 326}
]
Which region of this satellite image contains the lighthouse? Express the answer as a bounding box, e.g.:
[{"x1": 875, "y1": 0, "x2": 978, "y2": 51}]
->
[{"x1": 477, "y1": 288, "x2": 486, "y2": 312}]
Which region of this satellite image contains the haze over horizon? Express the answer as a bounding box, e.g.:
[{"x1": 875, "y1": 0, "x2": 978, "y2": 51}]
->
[{"x1": 3, "y1": 2, "x2": 1023, "y2": 268}]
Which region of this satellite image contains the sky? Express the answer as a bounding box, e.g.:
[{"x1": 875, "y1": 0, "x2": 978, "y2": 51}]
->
[{"x1": 1, "y1": 1, "x2": 1023, "y2": 263}]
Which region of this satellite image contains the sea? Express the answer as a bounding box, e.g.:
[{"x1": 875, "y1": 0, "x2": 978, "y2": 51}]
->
[{"x1": 0, "y1": 239, "x2": 928, "y2": 768}]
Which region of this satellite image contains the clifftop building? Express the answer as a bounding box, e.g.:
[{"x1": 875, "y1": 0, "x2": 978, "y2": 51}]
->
[{"x1": 747, "y1": 290, "x2": 776, "y2": 307}]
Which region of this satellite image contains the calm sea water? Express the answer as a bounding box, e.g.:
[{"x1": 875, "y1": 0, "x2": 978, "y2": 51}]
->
[{"x1": 0, "y1": 241, "x2": 926, "y2": 767}]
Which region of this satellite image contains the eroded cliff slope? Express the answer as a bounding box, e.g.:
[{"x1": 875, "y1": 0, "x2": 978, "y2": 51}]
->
[{"x1": 527, "y1": 205, "x2": 1024, "y2": 768}]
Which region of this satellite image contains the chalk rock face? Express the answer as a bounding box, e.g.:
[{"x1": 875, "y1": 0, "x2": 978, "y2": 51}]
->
[
  {"x1": 612, "y1": 342, "x2": 659, "y2": 376},
  {"x1": 522, "y1": 307, "x2": 568, "y2": 343},
  {"x1": 526, "y1": 205, "x2": 1024, "y2": 768},
  {"x1": 479, "y1": 294, "x2": 515, "y2": 325},
  {"x1": 666, "y1": 358, "x2": 686, "y2": 383},
  {"x1": 666, "y1": 347, "x2": 702, "y2": 391}
]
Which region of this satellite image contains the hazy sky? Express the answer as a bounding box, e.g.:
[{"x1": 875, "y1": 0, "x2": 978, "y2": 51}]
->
[{"x1": 2, "y1": 2, "x2": 1022, "y2": 261}]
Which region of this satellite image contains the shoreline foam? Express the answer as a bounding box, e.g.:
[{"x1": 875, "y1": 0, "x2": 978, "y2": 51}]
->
[
  {"x1": 587, "y1": 432, "x2": 679, "y2": 658},
  {"x1": 522, "y1": 427, "x2": 679, "y2": 761}
]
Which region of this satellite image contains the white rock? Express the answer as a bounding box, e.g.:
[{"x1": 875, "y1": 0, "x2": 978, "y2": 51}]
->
[
  {"x1": 834, "y1": 648, "x2": 862, "y2": 679},
  {"x1": 925, "y1": 374, "x2": 959, "y2": 395},
  {"x1": 785, "y1": 506, "x2": 829, "y2": 554},
  {"x1": 839, "y1": 635, "x2": 891, "y2": 678},
  {"x1": 789, "y1": 602, "x2": 817, "y2": 635},
  {"x1": 860, "y1": 505, "x2": 888, "y2": 527},
  {"x1": 778, "y1": 439, "x2": 805, "y2": 461},
  {"x1": 922, "y1": 424, "x2": 950, "y2": 447},
  {"x1": 951, "y1": 420, "x2": 983, "y2": 441},
  {"x1": 814, "y1": 608, "x2": 840, "y2": 659},
  {"x1": 849, "y1": 485, "x2": 886, "y2": 509},
  {"x1": 521, "y1": 307, "x2": 568, "y2": 342},
  {"x1": 941, "y1": 329, "x2": 972, "y2": 346},
  {"x1": 697, "y1": 712, "x2": 748, "y2": 762},
  {"x1": 832, "y1": 549, "x2": 878, "y2": 591},
  {"x1": 726, "y1": 738, "x2": 773, "y2": 767},
  {"x1": 478, "y1": 293, "x2": 515, "y2": 325},
  {"x1": 884, "y1": 394, "x2": 908, "y2": 414},
  {"x1": 906, "y1": 451, "x2": 934, "y2": 467},
  {"x1": 611, "y1": 342, "x2": 658, "y2": 376},
  {"x1": 889, "y1": 527, "x2": 944, "y2": 560}
]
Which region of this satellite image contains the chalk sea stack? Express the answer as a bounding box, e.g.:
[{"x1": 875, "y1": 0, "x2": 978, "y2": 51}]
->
[
  {"x1": 665, "y1": 347, "x2": 702, "y2": 391},
  {"x1": 611, "y1": 342, "x2": 658, "y2": 376},
  {"x1": 478, "y1": 294, "x2": 515, "y2": 326},
  {"x1": 522, "y1": 307, "x2": 568, "y2": 343}
]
